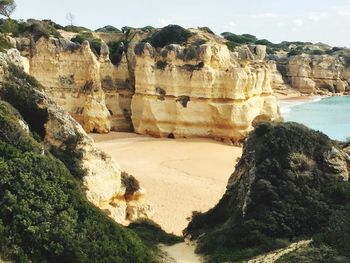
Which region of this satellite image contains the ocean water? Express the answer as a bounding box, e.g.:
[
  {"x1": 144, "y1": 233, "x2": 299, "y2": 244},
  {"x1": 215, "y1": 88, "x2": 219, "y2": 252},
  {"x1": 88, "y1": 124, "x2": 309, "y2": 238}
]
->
[{"x1": 282, "y1": 96, "x2": 350, "y2": 141}]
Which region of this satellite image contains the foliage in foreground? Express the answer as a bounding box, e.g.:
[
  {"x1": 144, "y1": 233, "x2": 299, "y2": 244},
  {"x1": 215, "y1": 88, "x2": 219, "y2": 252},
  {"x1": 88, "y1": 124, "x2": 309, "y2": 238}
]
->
[
  {"x1": 276, "y1": 245, "x2": 346, "y2": 263},
  {"x1": 186, "y1": 122, "x2": 350, "y2": 262},
  {"x1": 0, "y1": 100, "x2": 155, "y2": 262},
  {"x1": 128, "y1": 219, "x2": 183, "y2": 247}
]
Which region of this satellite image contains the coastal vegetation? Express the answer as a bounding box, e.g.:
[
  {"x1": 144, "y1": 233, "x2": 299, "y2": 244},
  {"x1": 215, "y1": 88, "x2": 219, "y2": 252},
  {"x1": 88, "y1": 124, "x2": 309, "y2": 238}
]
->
[
  {"x1": 186, "y1": 122, "x2": 350, "y2": 262},
  {"x1": 0, "y1": 63, "x2": 183, "y2": 262}
]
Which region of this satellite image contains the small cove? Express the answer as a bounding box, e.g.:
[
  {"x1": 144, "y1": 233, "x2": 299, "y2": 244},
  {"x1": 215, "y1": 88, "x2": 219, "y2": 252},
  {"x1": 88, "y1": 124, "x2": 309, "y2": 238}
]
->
[{"x1": 282, "y1": 96, "x2": 350, "y2": 141}]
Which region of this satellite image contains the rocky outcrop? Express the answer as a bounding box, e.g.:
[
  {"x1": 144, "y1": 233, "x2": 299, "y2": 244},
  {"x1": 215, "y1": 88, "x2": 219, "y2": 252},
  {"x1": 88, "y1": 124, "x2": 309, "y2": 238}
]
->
[
  {"x1": 270, "y1": 54, "x2": 350, "y2": 95},
  {"x1": 18, "y1": 37, "x2": 134, "y2": 133},
  {"x1": 287, "y1": 55, "x2": 350, "y2": 94},
  {"x1": 185, "y1": 122, "x2": 350, "y2": 262},
  {"x1": 14, "y1": 28, "x2": 281, "y2": 142},
  {"x1": 131, "y1": 39, "x2": 280, "y2": 143},
  {"x1": 0, "y1": 49, "x2": 152, "y2": 224}
]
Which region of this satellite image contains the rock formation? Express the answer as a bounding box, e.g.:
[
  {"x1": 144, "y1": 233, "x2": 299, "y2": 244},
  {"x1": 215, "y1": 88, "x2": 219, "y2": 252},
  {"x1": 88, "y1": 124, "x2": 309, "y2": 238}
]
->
[
  {"x1": 185, "y1": 122, "x2": 350, "y2": 262},
  {"x1": 14, "y1": 27, "x2": 281, "y2": 143},
  {"x1": 16, "y1": 37, "x2": 134, "y2": 133},
  {"x1": 269, "y1": 53, "x2": 350, "y2": 95},
  {"x1": 0, "y1": 48, "x2": 152, "y2": 225},
  {"x1": 130, "y1": 31, "x2": 280, "y2": 143}
]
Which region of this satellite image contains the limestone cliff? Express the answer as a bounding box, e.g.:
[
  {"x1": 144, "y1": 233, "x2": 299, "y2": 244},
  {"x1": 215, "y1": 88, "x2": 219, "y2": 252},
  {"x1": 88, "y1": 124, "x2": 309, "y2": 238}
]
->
[
  {"x1": 131, "y1": 32, "x2": 280, "y2": 143},
  {"x1": 17, "y1": 37, "x2": 134, "y2": 133},
  {"x1": 15, "y1": 27, "x2": 280, "y2": 143},
  {"x1": 269, "y1": 52, "x2": 350, "y2": 95},
  {"x1": 287, "y1": 54, "x2": 350, "y2": 94},
  {"x1": 0, "y1": 48, "x2": 152, "y2": 225}
]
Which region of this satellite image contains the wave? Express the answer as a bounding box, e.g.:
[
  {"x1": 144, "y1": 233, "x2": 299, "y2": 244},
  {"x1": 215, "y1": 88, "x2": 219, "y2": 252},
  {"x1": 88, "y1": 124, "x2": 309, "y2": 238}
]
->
[{"x1": 280, "y1": 96, "x2": 325, "y2": 114}]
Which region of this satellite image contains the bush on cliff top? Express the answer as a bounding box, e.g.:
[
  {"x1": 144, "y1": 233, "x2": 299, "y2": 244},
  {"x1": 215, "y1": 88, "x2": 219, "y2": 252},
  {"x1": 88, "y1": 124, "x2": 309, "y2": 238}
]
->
[
  {"x1": 185, "y1": 122, "x2": 350, "y2": 262},
  {"x1": 107, "y1": 40, "x2": 128, "y2": 65},
  {"x1": 95, "y1": 25, "x2": 121, "y2": 33},
  {"x1": 70, "y1": 32, "x2": 101, "y2": 56},
  {"x1": 149, "y1": 24, "x2": 192, "y2": 48},
  {"x1": 18, "y1": 20, "x2": 61, "y2": 41}
]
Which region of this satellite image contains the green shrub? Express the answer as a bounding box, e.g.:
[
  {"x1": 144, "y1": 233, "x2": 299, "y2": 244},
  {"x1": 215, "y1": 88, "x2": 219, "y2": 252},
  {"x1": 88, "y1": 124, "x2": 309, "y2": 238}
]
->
[
  {"x1": 121, "y1": 172, "x2": 140, "y2": 198},
  {"x1": 0, "y1": 34, "x2": 12, "y2": 52},
  {"x1": 311, "y1": 49, "x2": 325, "y2": 55},
  {"x1": 343, "y1": 56, "x2": 350, "y2": 67},
  {"x1": 129, "y1": 219, "x2": 183, "y2": 247},
  {"x1": 71, "y1": 32, "x2": 101, "y2": 56},
  {"x1": 140, "y1": 26, "x2": 155, "y2": 32},
  {"x1": 63, "y1": 25, "x2": 91, "y2": 33},
  {"x1": 288, "y1": 47, "x2": 303, "y2": 57},
  {"x1": 50, "y1": 134, "x2": 87, "y2": 180},
  {"x1": 226, "y1": 41, "x2": 236, "y2": 52},
  {"x1": 276, "y1": 245, "x2": 345, "y2": 263},
  {"x1": 185, "y1": 122, "x2": 350, "y2": 262},
  {"x1": 95, "y1": 25, "x2": 121, "y2": 33},
  {"x1": 0, "y1": 18, "x2": 19, "y2": 36},
  {"x1": 198, "y1": 27, "x2": 215, "y2": 35},
  {"x1": 18, "y1": 21, "x2": 61, "y2": 41},
  {"x1": 0, "y1": 102, "x2": 154, "y2": 263},
  {"x1": 150, "y1": 25, "x2": 192, "y2": 48},
  {"x1": 221, "y1": 32, "x2": 257, "y2": 44},
  {"x1": 317, "y1": 205, "x2": 350, "y2": 257},
  {"x1": 107, "y1": 40, "x2": 128, "y2": 65},
  {"x1": 0, "y1": 64, "x2": 47, "y2": 138}
]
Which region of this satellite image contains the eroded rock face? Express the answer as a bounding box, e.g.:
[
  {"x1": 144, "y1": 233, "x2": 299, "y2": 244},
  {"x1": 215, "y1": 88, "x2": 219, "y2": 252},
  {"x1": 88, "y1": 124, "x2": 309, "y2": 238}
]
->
[
  {"x1": 271, "y1": 54, "x2": 350, "y2": 95},
  {"x1": 0, "y1": 49, "x2": 152, "y2": 224},
  {"x1": 15, "y1": 31, "x2": 281, "y2": 142},
  {"x1": 20, "y1": 37, "x2": 133, "y2": 133},
  {"x1": 44, "y1": 106, "x2": 153, "y2": 224},
  {"x1": 131, "y1": 42, "x2": 280, "y2": 143}
]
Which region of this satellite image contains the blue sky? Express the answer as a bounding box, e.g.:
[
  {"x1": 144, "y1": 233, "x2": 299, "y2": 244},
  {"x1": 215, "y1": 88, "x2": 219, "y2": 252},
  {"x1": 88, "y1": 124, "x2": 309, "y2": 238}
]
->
[{"x1": 12, "y1": 0, "x2": 350, "y2": 47}]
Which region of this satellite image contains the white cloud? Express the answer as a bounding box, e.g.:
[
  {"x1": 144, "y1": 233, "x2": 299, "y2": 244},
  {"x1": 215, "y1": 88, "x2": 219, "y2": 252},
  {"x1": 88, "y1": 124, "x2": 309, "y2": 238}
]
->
[
  {"x1": 159, "y1": 18, "x2": 173, "y2": 27},
  {"x1": 293, "y1": 19, "x2": 304, "y2": 27},
  {"x1": 308, "y1": 12, "x2": 329, "y2": 22},
  {"x1": 337, "y1": 9, "x2": 350, "y2": 16},
  {"x1": 254, "y1": 13, "x2": 279, "y2": 18},
  {"x1": 228, "y1": 21, "x2": 236, "y2": 27}
]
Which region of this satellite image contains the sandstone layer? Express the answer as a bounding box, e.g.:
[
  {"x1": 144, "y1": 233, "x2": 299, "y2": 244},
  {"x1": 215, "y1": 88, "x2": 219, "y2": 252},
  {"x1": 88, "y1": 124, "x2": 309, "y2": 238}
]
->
[
  {"x1": 15, "y1": 28, "x2": 281, "y2": 143},
  {"x1": 270, "y1": 54, "x2": 350, "y2": 95},
  {"x1": 131, "y1": 38, "x2": 281, "y2": 143},
  {"x1": 16, "y1": 37, "x2": 133, "y2": 133}
]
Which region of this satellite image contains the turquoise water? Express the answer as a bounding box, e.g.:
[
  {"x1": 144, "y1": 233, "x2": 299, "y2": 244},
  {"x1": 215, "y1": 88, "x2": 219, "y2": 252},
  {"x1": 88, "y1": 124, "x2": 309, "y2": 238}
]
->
[{"x1": 282, "y1": 96, "x2": 350, "y2": 141}]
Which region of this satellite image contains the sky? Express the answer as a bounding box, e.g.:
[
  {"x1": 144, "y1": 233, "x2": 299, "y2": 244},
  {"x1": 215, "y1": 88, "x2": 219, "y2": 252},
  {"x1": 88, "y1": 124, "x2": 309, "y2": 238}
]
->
[{"x1": 12, "y1": 0, "x2": 350, "y2": 47}]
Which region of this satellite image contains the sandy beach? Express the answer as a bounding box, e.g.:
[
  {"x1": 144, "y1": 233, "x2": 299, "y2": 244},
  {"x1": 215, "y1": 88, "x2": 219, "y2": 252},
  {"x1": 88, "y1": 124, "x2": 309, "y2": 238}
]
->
[
  {"x1": 90, "y1": 132, "x2": 242, "y2": 235},
  {"x1": 279, "y1": 95, "x2": 323, "y2": 114}
]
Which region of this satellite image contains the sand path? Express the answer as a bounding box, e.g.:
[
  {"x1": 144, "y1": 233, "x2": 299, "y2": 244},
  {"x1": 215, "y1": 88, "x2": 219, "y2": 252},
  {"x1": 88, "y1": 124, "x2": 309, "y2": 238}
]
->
[{"x1": 91, "y1": 132, "x2": 242, "y2": 235}]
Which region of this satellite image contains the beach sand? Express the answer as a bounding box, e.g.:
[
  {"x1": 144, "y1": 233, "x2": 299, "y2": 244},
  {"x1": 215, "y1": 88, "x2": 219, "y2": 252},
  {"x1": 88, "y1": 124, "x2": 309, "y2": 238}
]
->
[
  {"x1": 90, "y1": 132, "x2": 242, "y2": 235},
  {"x1": 279, "y1": 95, "x2": 323, "y2": 114}
]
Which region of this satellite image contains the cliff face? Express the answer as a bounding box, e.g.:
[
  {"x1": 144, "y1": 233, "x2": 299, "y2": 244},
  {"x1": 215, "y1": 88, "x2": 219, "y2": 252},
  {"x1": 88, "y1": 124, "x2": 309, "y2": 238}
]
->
[
  {"x1": 270, "y1": 54, "x2": 350, "y2": 95},
  {"x1": 18, "y1": 37, "x2": 133, "y2": 133},
  {"x1": 287, "y1": 55, "x2": 350, "y2": 94},
  {"x1": 131, "y1": 39, "x2": 280, "y2": 143},
  {"x1": 185, "y1": 122, "x2": 350, "y2": 262},
  {"x1": 0, "y1": 49, "x2": 152, "y2": 225},
  {"x1": 15, "y1": 28, "x2": 281, "y2": 142}
]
